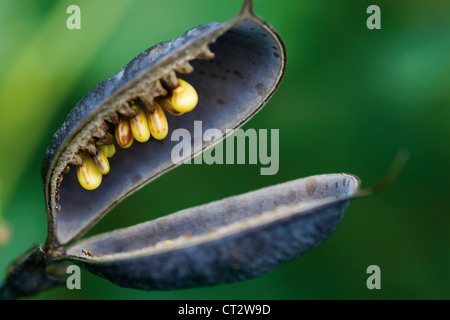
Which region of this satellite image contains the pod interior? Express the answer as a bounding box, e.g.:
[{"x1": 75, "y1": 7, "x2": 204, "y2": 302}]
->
[{"x1": 55, "y1": 19, "x2": 285, "y2": 246}]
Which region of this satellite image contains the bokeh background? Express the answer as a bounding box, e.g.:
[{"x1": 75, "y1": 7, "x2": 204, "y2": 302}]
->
[{"x1": 0, "y1": 0, "x2": 448, "y2": 299}]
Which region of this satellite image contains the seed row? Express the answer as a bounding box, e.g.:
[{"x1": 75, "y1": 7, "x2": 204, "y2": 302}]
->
[
  {"x1": 76, "y1": 78, "x2": 198, "y2": 191},
  {"x1": 54, "y1": 45, "x2": 215, "y2": 211}
]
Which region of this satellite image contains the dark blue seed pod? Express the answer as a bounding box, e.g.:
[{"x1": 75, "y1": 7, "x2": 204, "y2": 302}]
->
[
  {"x1": 37, "y1": 0, "x2": 361, "y2": 293},
  {"x1": 42, "y1": 0, "x2": 286, "y2": 251},
  {"x1": 61, "y1": 174, "x2": 359, "y2": 290}
]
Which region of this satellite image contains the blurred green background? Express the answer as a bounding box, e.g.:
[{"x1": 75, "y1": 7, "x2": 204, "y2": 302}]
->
[{"x1": 0, "y1": 0, "x2": 449, "y2": 299}]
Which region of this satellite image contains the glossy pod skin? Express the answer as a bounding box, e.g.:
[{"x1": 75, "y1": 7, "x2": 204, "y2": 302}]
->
[{"x1": 42, "y1": 0, "x2": 287, "y2": 253}]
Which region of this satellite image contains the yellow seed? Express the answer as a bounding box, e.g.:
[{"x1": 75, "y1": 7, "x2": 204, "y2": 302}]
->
[
  {"x1": 157, "y1": 98, "x2": 184, "y2": 116},
  {"x1": 99, "y1": 144, "x2": 116, "y2": 158},
  {"x1": 93, "y1": 148, "x2": 110, "y2": 175},
  {"x1": 76, "y1": 154, "x2": 102, "y2": 190},
  {"x1": 115, "y1": 115, "x2": 134, "y2": 148},
  {"x1": 129, "y1": 104, "x2": 151, "y2": 142},
  {"x1": 148, "y1": 101, "x2": 169, "y2": 140},
  {"x1": 158, "y1": 78, "x2": 198, "y2": 115},
  {"x1": 97, "y1": 132, "x2": 115, "y2": 145}
]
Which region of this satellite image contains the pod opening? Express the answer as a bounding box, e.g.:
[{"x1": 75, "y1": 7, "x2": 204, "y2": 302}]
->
[{"x1": 53, "y1": 20, "x2": 285, "y2": 246}]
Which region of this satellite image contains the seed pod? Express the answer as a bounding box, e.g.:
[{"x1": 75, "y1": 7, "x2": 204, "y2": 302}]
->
[
  {"x1": 62, "y1": 174, "x2": 360, "y2": 290},
  {"x1": 147, "y1": 101, "x2": 169, "y2": 140},
  {"x1": 37, "y1": 0, "x2": 362, "y2": 294},
  {"x1": 41, "y1": 0, "x2": 287, "y2": 249}
]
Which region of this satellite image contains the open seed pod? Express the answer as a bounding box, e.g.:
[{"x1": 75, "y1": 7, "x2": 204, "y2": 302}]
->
[
  {"x1": 15, "y1": 0, "x2": 363, "y2": 295},
  {"x1": 42, "y1": 0, "x2": 287, "y2": 253}
]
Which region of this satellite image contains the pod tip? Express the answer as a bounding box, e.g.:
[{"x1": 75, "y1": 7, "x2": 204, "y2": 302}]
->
[{"x1": 240, "y1": 0, "x2": 254, "y2": 17}]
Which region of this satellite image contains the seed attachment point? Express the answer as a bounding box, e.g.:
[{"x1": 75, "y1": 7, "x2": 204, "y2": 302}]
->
[{"x1": 158, "y1": 78, "x2": 198, "y2": 115}]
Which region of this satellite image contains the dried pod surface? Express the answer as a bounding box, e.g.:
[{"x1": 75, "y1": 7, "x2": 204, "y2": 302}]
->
[
  {"x1": 41, "y1": 1, "x2": 287, "y2": 251},
  {"x1": 61, "y1": 174, "x2": 359, "y2": 290}
]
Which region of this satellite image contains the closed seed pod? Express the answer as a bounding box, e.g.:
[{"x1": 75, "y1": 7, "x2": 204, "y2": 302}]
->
[{"x1": 30, "y1": 0, "x2": 362, "y2": 295}]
